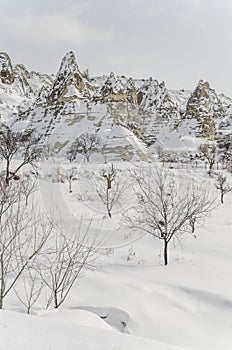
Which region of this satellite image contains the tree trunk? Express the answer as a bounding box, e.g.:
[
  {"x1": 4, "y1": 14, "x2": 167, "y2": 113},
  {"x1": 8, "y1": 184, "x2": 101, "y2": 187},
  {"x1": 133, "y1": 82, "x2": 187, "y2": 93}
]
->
[
  {"x1": 5, "y1": 159, "x2": 10, "y2": 185},
  {"x1": 209, "y1": 160, "x2": 214, "y2": 170},
  {"x1": 0, "y1": 256, "x2": 4, "y2": 309},
  {"x1": 221, "y1": 192, "x2": 224, "y2": 204},
  {"x1": 69, "y1": 179, "x2": 72, "y2": 193},
  {"x1": 54, "y1": 291, "x2": 58, "y2": 308},
  {"x1": 86, "y1": 153, "x2": 90, "y2": 163},
  {"x1": 163, "y1": 240, "x2": 168, "y2": 266},
  {"x1": 106, "y1": 189, "x2": 112, "y2": 218}
]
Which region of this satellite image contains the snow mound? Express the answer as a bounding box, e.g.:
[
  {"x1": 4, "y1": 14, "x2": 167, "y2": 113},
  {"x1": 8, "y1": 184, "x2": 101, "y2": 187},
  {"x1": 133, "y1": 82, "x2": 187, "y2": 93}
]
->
[
  {"x1": 0, "y1": 310, "x2": 189, "y2": 350},
  {"x1": 71, "y1": 305, "x2": 131, "y2": 333}
]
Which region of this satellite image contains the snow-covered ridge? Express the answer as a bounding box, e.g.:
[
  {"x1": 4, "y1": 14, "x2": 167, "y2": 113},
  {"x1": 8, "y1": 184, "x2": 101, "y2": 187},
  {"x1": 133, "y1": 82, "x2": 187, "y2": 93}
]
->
[{"x1": 0, "y1": 51, "x2": 232, "y2": 159}]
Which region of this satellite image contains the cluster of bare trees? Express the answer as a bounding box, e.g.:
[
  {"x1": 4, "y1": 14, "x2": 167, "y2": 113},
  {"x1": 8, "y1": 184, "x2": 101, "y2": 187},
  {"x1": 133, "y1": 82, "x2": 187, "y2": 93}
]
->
[
  {"x1": 0, "y1": 126, "x2": 102, "y2": 313},
  {"x1": 156, "y1": 142, "x2": 220, "y2": 172},
  {"x1": 0, "y1": 178, "x2": 48, "y2": 310},
  {"x1": 198, "y1": 143, "x2": 232, "y2": 203},
  {"x1": 0, "y1": 126, "x2": 42, "y2": 309},
  {"x1": 0, "y1": 184, "x2": 101, "y2": 312},
  {"x1": 0, "y1": 177, "x2": 101, "y2": 312},
  {"x1": 156, "y1": 146, "x2": 194, "y2": 164},
  {"x1": 65, "y1": 133, "x2": 99, "y2": 163},
  {"x1": 68, "y1": 162, "x2": 219, "y2": 266}
]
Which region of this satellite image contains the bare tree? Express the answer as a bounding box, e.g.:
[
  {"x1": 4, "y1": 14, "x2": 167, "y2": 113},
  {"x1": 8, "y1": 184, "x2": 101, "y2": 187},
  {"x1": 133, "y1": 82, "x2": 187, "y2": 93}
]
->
[
  {"x1": 125, "y1": 168, "x2": 215, "y2": 266},
  {"x1": 74, "y1": 133, "x2": 99, "y2": 163},
  {"x1": 42, "y1": 144, "x2": 55, "y2": 160},
  {"x1": 0, "y1": 186, "x2": 52, "y2": 309},
  {"x1": 0, "y1": 125, "x2": 42, "y2": 185},
  {"x1": 66, "y1": 168, "x2": 78, "y2": 193},
  {"x1": 20, "y1": 174, "x2": 37, "y2": 206},
  {"x1": 215, "y1": 173, "x2": 232, "y2": 203},
  {"x1": 95, "y1": 164, "x2": 125, "y2": 218},
  {"x1": 156, "y1": 145, "x2": 164, "y2": 160},
  {"x1": 0, "y1": 179, "x2": 22, "y2": 220},
  {"x1": 65, "y1": 143, "x2": 78, "y2": 163},
  {"x1": 38, "y1": 222, "x2": 101, "y2": 309},
  {"x1": 14, "y1": 265, "x2": 44, "y2": 314},
  {"x1": 199, "y1": 142, "x2": 217, "y2": 170}
]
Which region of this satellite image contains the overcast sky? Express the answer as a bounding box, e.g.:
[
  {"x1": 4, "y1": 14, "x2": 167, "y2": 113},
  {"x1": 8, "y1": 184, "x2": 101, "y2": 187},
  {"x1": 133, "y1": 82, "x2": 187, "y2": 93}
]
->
[{"x1": 0, "y1": 0, "x2": 231, "y2": 95}]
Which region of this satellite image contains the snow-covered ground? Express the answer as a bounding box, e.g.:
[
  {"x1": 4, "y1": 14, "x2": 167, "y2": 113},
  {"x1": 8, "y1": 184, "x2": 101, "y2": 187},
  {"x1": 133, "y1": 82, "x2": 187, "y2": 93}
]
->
[{"x1": 1, "y1": 160, "x2": 232, "y2": 350}]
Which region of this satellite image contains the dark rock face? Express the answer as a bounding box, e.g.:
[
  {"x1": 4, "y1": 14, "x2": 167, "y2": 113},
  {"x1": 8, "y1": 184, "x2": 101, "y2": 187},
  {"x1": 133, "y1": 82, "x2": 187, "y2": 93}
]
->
[
  {"x1": 0, "y1": 52, "x2": 14, "y2": 84},
  {"x1": 14, "y1": 64, "x2": 34, "y2": 97},
  {"x1": 35, "y1": 86, "x2": 49, "y2": 106}
]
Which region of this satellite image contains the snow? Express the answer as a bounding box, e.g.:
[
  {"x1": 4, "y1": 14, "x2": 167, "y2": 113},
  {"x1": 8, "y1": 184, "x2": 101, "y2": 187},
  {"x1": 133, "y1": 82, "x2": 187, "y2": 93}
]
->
[
  {"x1": 63, "y1": 84, "x2": 84, "y2": 99},
  {"x1": 0, "y1": 310, "x2": 188, "y2": 350},
  {"x1": 1, "y1": 161, "x2": 232, "y2": 349}
]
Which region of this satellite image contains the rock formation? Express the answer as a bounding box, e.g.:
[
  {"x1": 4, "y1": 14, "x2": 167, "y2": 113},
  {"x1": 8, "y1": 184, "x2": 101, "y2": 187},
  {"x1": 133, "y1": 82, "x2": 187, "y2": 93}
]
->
[
  {"x1": 0, "y1": 51, "x2": 231, "y2": 161},
  {"x1": 48, "y1": 51, "x2": 89, "y2": 104},
  {"x1": 184, "y1": 80, "x2": 224, "y2": 140}
]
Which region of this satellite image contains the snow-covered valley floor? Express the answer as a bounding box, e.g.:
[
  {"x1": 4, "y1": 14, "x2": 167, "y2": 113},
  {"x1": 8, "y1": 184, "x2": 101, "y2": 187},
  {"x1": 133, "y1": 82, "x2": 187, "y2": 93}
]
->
[{"x1": 1, "y1": 161, "x2": 232, "y2": 350}]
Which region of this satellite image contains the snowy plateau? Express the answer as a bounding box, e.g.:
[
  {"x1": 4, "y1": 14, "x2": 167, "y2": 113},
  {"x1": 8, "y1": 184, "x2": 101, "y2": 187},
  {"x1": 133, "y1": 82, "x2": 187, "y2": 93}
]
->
[{"x1": 0, "y1": 51, "x2": 232, "y2": 350}]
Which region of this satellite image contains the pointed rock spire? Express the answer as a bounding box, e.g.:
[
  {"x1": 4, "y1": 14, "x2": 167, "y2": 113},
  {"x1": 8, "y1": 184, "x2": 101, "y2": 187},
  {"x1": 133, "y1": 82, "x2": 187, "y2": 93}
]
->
[
  {"x1": 0, "y1": 52, "x2": 14, "y2": 84},
  {"x1": 48, "y1": 51, "x2": 86, "y2": 104},
  {"x1": 125, "y1": 77, "x2": 137, "y2": 104},
  {"x1": 137, "y1": 78, "x2": 178, "y2": 117},
  {"x1": 185, "y1": 80, "x2": 224, "y2": 119},
  {"x1": 98, "y1": 73, "x2": 127, "y2": 102},
  {"x1": 184, "y1": 80, "x2": 224, "y2": 139}
]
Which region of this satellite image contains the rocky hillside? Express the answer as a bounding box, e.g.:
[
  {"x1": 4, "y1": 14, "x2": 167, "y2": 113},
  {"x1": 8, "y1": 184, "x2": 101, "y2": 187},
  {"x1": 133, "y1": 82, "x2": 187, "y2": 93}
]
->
[
  {"x1": 0, "y1": 50, "x2": 231, "y2": 161},
  {"x1": 0, "y1": 52, "x2": 53, "y2": 124}
]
